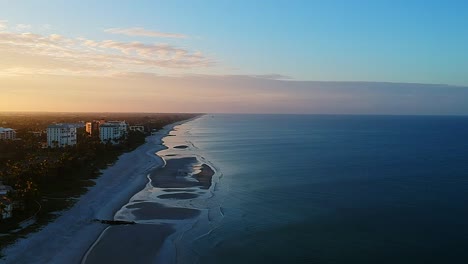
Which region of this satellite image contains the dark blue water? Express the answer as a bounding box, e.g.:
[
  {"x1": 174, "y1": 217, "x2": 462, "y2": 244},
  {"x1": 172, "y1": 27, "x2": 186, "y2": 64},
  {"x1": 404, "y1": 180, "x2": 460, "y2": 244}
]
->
[{"x1": 174, "y1": 114, "x2": 468, "y2": 263}]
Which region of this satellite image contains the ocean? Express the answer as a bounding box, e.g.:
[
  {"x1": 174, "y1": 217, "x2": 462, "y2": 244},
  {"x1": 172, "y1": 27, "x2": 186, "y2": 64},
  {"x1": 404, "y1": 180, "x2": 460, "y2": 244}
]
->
[{"x1": 88, "y1": 114, "x2": 468, "y2": 263}]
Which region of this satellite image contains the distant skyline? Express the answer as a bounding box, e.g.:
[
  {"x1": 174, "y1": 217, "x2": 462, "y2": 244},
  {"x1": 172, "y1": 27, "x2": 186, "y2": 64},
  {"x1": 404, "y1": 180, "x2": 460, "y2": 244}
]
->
[{"x1": 1, "y1": 0, "x2": 468, "y2": 114}]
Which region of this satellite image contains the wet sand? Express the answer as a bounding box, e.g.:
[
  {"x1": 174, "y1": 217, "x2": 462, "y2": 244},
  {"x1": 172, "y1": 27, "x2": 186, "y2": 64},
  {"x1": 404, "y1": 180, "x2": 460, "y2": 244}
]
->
[
  {"x1": 126, "y1": 202, "x2": 200, "y2": 220},
  {"x1": 0, "y1": 122, "x2": 185, "y2": 264},
  {"x1": 83, "y1": 123, "x2": 216, "y2": 264},
  {"x1": 83, "y1": 224, "x2": 175, "y2": 264},
  {"x1": 194, "y1": 164, "x2": 215, "y2": 189},
  {"x1": 158, "y1": 193, "x2": 199, "y2": 199},
  {"x1": 162, "y1": 189, "x2": 197, "y2": 192},
  {"x1": 151, "y1": 157, "x2": 215, "y2": 189}
]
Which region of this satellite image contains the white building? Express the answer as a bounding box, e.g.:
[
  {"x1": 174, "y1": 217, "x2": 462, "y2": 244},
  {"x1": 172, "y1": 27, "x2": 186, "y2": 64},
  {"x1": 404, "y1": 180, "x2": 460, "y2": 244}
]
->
[
  {"x1": 99, "y1": 121, "x2": 128, "y2": 144},
  {"x1": 0, "y1": 127, "x2": 16, "y2": 140},
  {"x1": 47, "y1": 124, "x2": 78, "y2": 147},
  {"x1": 0, "y1": 182, "x2": 13, "y2": 219},
  {"x1": 129, "y1": 125, "x2": 145, "y2": 133},
  {"x1": 0, "y1": 196, "x2": 12, "y2": 219},
  {"x1": 0, "y1": 182, "x2": 12, "y2": 196}
]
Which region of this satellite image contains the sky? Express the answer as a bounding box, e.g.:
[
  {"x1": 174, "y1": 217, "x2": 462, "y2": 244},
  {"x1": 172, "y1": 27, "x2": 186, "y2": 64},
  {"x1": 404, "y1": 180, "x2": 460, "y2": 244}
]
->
[{"x1": 1, "y1": 0, "x2": 468, "y2": 114}]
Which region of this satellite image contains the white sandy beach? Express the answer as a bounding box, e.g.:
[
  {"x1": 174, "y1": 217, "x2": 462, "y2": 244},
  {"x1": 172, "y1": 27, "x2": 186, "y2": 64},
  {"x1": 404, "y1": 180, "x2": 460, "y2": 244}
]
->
[{"x1": 0, "y1": 121, "x2": 184, "y2": 264}]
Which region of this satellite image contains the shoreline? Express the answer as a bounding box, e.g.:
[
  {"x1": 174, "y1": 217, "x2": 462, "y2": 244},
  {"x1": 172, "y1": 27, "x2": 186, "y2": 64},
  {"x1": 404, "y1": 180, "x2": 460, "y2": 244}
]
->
[
  {"x1": 82, "y1": 115, "x2": 219, "y2": 264},
  {"x1": 0, "y1": 119, "x2": 193, "y2": 264}
]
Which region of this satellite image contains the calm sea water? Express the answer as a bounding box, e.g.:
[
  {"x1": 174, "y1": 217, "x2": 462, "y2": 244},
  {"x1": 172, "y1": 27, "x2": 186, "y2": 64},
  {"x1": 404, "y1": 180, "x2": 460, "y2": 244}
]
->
[{"x1": 170, "y1": 114, "x2": 468, "y2": 264}]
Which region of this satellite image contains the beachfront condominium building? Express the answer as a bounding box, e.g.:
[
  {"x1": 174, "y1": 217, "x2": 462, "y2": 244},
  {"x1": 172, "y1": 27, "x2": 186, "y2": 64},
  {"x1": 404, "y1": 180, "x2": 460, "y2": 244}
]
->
[
  {"x1": 0, "y1": 182, "x2": 13, "y2": 219},
  {"x1": 0, "y1": 196, "x2": 12, "y2": 219},
  {"x1": 85, "y1": 120, "x2": 105, "y2": 136},
  {"x1": 99, "y1": 121, "x2": 128, "y2": 144},
  {"x1": 0, "y1": 127, "x2": 16, "y2": 140},
  {"x1": 47, "y1": 124, "x2": 78, "y2": 148}
]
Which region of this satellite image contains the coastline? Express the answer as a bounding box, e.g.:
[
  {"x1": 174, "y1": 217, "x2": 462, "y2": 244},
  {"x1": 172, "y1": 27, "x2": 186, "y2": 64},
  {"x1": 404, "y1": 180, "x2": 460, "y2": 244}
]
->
[
  {"x1": 82, "y1": 115, "x2": 219, "y2": 264},
  {"x1": 0, "y1": 119, "x2": 192, "y2": 264}
]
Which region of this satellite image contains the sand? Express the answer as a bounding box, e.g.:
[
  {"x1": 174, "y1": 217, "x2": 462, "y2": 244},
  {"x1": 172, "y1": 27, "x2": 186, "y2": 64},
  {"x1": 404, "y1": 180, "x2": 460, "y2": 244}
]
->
[
  {"x1": 0, "y1": 121, "x2": 186, "y2": 264},
  {"x1": 161, "y1": 189, "x2": 197, "y2": 192},
  {"x1": 194, "y1": 164, "x2": 215, "y2": 189},
  {"x1": 150, "y1": 157, "x2": 200, "y2": 188},
  {"x1": 82, "y1": 224, "x2": 175, "y2": 264},
  {"x1": 81, "y1": 136, "x2": 217, "y2": 264},
  {"x1": 126, "y1": 202, "x2": 200, "y2": 220},
  {"x1": 150, "y1": 157, "x2": 215, "y2": 189},
  {"x1": 157, "y1": 193, "x2": 199, "y2": 199}
]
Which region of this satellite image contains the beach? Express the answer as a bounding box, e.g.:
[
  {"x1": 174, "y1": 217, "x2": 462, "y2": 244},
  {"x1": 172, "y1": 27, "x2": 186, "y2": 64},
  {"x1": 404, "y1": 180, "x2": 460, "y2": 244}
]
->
[
  {"x1": 82, "y1": 123, "x2": 216, "y2": 264},
  {"x1": 4, "y1": 114, "x2": 468, "y2": 263},
  {"x1": 0, "y1": 121, "x2": 188, "y2": 264}
]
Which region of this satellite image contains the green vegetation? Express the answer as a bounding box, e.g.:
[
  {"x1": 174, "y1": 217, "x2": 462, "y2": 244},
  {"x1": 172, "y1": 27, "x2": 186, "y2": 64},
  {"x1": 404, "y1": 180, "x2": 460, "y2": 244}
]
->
[{"x1": 0, "y1": 112, "x2": 200, "y2": 247}]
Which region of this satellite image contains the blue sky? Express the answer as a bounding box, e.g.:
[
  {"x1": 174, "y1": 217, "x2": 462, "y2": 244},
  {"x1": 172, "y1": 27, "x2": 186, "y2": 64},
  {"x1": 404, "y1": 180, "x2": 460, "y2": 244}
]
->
[
  {"x1": 1, "y1": 0, "x2": 468, "y2": 85},
  {"x1": 1, "y1": 1, "x2": 468, "y2": 113}
]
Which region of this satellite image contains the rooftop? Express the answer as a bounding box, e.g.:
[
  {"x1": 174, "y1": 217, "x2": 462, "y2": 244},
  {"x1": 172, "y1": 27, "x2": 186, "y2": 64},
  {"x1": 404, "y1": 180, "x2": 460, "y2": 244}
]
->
[
  {"x1": 100, "y1": 124, "x2": 124, "y2": 128},
  {"x1": 0, "y1": 127, "x2": 15, "y2": 133},
  {"x1": 106, "y1": 121, "x2": 127, "y2": 124},
  {"x1": 47, "y1": 123, "x2": 84, "y2": 129},
  {"x1": 100, "y1": 121, "x2": 128, "y2": 127}
]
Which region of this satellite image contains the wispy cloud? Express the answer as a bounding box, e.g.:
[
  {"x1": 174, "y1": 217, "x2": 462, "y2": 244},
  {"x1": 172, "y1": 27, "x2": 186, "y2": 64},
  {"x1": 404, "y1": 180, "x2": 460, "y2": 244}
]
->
[
  {"x1": 0, "y1": 20, "x2": 7, "y2": 31},
  {"x1": 104, "y1": 27, "x2": 188, "y2": 39},
  {"x1": 15, "y1": 24, "x2": 31, "y2": 31},
  {"x1": 0, "y1": 24, "x2": 212, "y2": 77}
]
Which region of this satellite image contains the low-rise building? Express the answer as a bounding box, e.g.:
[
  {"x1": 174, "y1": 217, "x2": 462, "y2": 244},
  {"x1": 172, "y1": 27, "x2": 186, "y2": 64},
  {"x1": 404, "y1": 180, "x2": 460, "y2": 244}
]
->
[
  {"x1": 99, "y1": 121, "x2": 128, "y2": 144},
  {"x1": 0, "y1": 182, "x2": 13, "y2": 219},
  {"x1": 0, "y1": 127, "x2": 16, "y2": 140},
  {"x1": 47, "y1": 123, "x2": 78, "y2": 147},
  {"x1": 0, "y1": 182, "x2": 12, "y2": 196},
  {"x1": 0, "y1": 196, "x2": 12, "y2": 219},
  {"x1": 129, "y1": 125, "x2": 145, "y2": 133}
]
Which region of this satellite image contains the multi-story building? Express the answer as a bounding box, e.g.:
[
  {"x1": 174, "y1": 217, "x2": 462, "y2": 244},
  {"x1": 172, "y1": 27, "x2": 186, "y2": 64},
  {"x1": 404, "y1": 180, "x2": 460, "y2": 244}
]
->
[
  {"x1": 129, "y1": 125, "x2": 145, "y2": 133},
  {"x1": 47, "y1": 124, "x2": 78, "y2": 147},
  {"x1": 99, "y1": 121, "x2": 128, "y2": 144},
  {"x1": 85, "y1": 120, "x2": 105, "y2": 136},
  {"x1": 0, "y1": 127, "x2": 16, "y2": 140},
  {"x1": 0, "y1": 182, "x2": 13, "y2": 219},
  {"x1": 0, "y1": 196, "x2": 12, "y2": 219},
  {"x1": 0, "y1": 181, "x2": 12, "y2": 196}
]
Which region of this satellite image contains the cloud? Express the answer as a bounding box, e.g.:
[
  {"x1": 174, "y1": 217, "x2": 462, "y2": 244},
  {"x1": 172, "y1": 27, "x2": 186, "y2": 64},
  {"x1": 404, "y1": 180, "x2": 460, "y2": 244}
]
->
[
  {"x1": 37, "y1": 24, "x2": 52, "y2": 32},
  {"x1": 15, "y1": 24, "x2": 31, "y2": 31},
  {"x1": 0, "y1": 26, "x2": 212, "y2": 77},
  {"x1": 0, "y1": 20, "x2": 7, "y2": 31},
  {"x1": 104, "y1": 27, "x2": 188, "y2": 39},
  {"x1": 48, "y1": 34, "x2": 63, "y2": 41}
]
